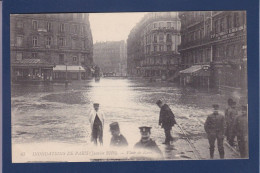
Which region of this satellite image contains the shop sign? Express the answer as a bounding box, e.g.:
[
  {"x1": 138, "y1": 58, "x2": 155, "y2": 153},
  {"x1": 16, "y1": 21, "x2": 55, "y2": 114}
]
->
[{"x1": 211, "y1": 25, "x2": 245, "y2": 40}]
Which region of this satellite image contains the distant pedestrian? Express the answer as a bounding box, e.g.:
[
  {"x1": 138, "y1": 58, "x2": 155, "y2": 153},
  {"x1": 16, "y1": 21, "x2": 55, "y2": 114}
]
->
[
  {"x1": 232, "y1": 105, "x2": 248, "y2": 158},
  {"x1": 109, "y1": 122, "x2": 128, "y2": 147},
  {"x1": 156, "y1": 100, "x2": 177, "y2": 145},
  {"x1": 89, "y1": 103, "x2": 105, "y2": 146},
  {"x1": 134, "y1": 126, "x2": 162, "y2": 156},
  {"x1": 204, "y1": 104, "x2": 226, "y2": 159},
  {"x1": 225, "y1": 99, "x2": 238, "y2": 146}
]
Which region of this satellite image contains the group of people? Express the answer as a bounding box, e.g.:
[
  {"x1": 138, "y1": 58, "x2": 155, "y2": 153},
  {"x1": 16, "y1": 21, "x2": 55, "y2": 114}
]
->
[
  {"x1": 88, "y1": 98, "x2": 248, "y2": 160},
  {"x1": 204, "y1": 98, "x2": 248, "y2": 159},
  {"x1": 88, "y1": 100, "x2": 177, "y2": 156}
]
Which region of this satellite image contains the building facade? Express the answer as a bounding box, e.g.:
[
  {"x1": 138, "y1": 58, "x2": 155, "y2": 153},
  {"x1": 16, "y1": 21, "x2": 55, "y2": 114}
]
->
[
  {"x1": 93, "y1": 41, "x2": 127, "y2": 76},
  {"x1": 127, "y1": 12, "x2": 181, "y2": 80},
  {"x1": 10, "y1": 13, "x2": 93, "y2": 82},
  {"x1": 178, "y1": 11, "x2": 247, "y2": 92}
]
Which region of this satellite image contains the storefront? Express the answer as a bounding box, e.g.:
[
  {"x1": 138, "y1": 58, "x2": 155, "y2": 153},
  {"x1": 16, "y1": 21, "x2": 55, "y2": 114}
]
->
[
  {"x1": 180, "y1": 65, "x2": 211, "y2": 89},
  {"x1": 11, "y1": 59, "x2": 54, "y2": 82},
  {"x1": 53, "y1": 65, "x2": 86, "y2": 81}
]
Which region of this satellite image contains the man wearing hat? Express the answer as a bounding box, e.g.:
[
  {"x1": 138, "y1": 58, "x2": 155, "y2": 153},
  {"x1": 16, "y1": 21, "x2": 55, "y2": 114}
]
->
[
  {"x1": 224, "y1": 99, "x2": 238, "y2": 146},
  {"x1": 109, "y1": 122, "x2": 128, "y2": 147},
  {"x1": 156, "y1": 100, "x2": 177, "y2": 145},
  {"x1": 134, "y1": 126, "x2": 162, "y2": 156},
  {"x1": 232, "y1": 105, "x2": 248, "y2": 158},
  {"x1": 204, "y1": 104, "x2": 226, "y2": 159},
  {"x1": 89, "y1": 103, "x2": 105, "y2": 146}
]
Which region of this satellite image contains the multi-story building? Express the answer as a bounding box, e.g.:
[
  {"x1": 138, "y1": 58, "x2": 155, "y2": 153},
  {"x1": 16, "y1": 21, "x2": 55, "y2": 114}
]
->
[
  {"x1": 179, "y1": 11, "x2": 247, "y2": 93},
  {"x1": 127, "y1": 12, "x2": 181, "y2": 79},
  {"x1": 93, "y1": 41, "x2": 127, "y2": 76},
  {"x1": 10, "y1": 13, "x2": 93, "y2": 82}
]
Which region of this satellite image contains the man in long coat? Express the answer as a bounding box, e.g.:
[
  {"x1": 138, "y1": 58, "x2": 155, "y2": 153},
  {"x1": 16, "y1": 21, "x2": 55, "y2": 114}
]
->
[
  {"x1": 225, "y1": 99, "x2": 238, "y2": 146},
  {"x1": 232, "y1": 105, "x2": 248, "y2": 158},
  {"x1": 89, "y1": 103, "x2": 105, "y2": 146},
  {"x1": 156, "y1": 100, "x2": 177, "y2": 145},
  {"x1": 204, "y1": 104, "x2": 226, "y2": 159}
]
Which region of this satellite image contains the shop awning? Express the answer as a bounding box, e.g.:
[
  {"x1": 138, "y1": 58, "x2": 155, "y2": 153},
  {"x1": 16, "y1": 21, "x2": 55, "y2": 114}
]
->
[
  {"x1": 53, "y1": 65, "x2": 86, "y2": 72},
  {"x1": 140, "y1": 65, "x2": 177, "y2": 70},
  {"x1": 12, "y1": 59, "x2": 54, "y2": 68},
  {"x1": 180, "y1": 65, "x2": 210, "y2": 76},
  {"x1": 180, "y1": 65, "x2": 202, "y2": 73}
]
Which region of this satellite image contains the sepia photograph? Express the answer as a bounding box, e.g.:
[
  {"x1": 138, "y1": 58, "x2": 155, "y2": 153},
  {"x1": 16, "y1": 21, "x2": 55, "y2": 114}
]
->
[{"x1": 10, "y1": 11, "x2": 248, "y2": 163}]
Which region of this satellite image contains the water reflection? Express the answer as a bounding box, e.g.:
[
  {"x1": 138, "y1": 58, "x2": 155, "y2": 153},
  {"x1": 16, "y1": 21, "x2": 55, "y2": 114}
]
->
[{"x1": 11, "y1": 78, "x2": 239, "y2": 160}]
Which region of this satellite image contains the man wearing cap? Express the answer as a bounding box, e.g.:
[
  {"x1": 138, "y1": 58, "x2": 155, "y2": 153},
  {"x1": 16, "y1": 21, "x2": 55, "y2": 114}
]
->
[
  {"x1": 232, "y1": 105, "x2": 248, "y2": 158},
  {"x1": 89, "y1": 103, "x2": 105, "y2": 146},
  {"x1": 156, "y1": 100, "x2": 177, "y2": 145},
  {"x1": 109, "y1": 122, "x2": 128, "y2": 147},
  {"x1": 134, "y1": 126, "x2": 162, "y2": 156},
  {"x1": 204, "y1": 104, "x2": 226, "y2": 159},
  {"x1": 225, "y1": 99, "x2": 238, "y2": 146}
]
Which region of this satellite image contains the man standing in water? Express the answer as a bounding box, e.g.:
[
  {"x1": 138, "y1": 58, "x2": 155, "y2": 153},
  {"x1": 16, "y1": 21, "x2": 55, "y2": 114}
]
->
[
  {"x1": 89, "y1": 103, "x2": 105, "y2": 146},
  {"x1": 204, "y1": 104, "x2": 226, "y2": 159},
  {"x1": 156, "y1": 100, "x2": 177, "y2": 145}
]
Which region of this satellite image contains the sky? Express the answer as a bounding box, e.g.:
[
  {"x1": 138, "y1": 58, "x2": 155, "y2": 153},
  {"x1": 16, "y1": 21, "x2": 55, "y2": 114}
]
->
[{"x1": 89, "y1": 12, "x2": 147, "y2": 43}]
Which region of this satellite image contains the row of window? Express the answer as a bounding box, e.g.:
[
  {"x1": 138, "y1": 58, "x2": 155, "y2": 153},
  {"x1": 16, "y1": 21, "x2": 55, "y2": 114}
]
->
[
  {"x1": 181, "y1": 42, "x2": 245, "y2": 65},
  {"x1": 141, "y1": 57, "x2": 175, "y2": 66},
  {"x1": 145, "y1": 44, "x2": 176, "y2": 53},
  {"x1": 14, "y1": 36, "x2": 88, "y2": 48},
  {"x1": 58, "y1": 54, "x2": 81, "y2": 64},
  {"x1": 182, "y1": 29, "x2": 206, "y2": 44},
  {"x1": 213, "y1": 43, "x2": 245, "y2": 61},
  {"x1": 182, "y1": 12, "x2": 246, "y2": 44},
  {"x1": 15, "y1": 52, "x2": 85, "y2": 64},
  {"x1": 181, "y1": 49, "x2": 211, "y2": 64},
  {"x1": 17, "y1": 20, "x2": 87, "y2": 34},
  {"x1": 182, "y1": 12, "x2": 210, "y2": 27},
  {"x1": 214, "y1": 12, "x2": 245, "y2": 34},
  {"x1": 145, "y1": 33, "x2": 173, "y2": 44},
  {"x1": 144, "y1": 21, "x2": 180, "y2": 35}
]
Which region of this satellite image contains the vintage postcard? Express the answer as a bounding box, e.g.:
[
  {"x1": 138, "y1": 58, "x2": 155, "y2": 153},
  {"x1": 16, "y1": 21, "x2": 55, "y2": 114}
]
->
[{"x1": 10, "y1": 11, "x2": 248, "y2": 163}]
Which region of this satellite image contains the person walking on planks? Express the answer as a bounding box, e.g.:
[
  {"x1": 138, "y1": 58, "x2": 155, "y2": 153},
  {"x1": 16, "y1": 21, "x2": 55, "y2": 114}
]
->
[{"x1": 156, "y1": 100, "x2": 177, "y2": 145}]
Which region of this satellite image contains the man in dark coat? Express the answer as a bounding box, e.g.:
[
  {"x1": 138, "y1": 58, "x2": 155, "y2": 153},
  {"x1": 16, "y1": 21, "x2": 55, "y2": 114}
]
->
[
  {"x1": 232, "y1": 105, "x2": 248, "y2": 158},
  {"x1": 204, "y1": 104, "x2": 226, "y2": 159},
  {"x1": 134, "y1": 126, "x2": 162, "y2": 156},
  {"x1": 156, "y1": 100, "x2": 177, "y2": 145},
  {"x1": 109, "y1": 122, "x2": 128, "y2": 147},
  {"x1": 225, "y1": 99, "x2": 238, "y2": 146}
]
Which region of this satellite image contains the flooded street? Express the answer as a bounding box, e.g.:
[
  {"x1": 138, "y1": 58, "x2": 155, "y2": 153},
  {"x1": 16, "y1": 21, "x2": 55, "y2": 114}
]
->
[{"x1": 11, "y1": 78, "x2": 240, "y2": 162}]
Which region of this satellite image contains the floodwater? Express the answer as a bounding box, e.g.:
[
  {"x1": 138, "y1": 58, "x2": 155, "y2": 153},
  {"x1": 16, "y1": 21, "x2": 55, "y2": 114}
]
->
[{"x1": 11, "y1": 78, "x2": 243, "y2": 162}]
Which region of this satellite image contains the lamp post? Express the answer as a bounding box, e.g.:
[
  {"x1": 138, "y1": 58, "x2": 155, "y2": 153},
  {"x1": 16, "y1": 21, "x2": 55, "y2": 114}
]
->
[
  {"x1": 218, "y1": 69, "x2": 221, "y2": 94},
  {"x1": 65, "y1": 60, "x2": 68, "y2": 87},
  {"x1": 79, "y1": 66, "x2": 81, "y2": 80}
]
